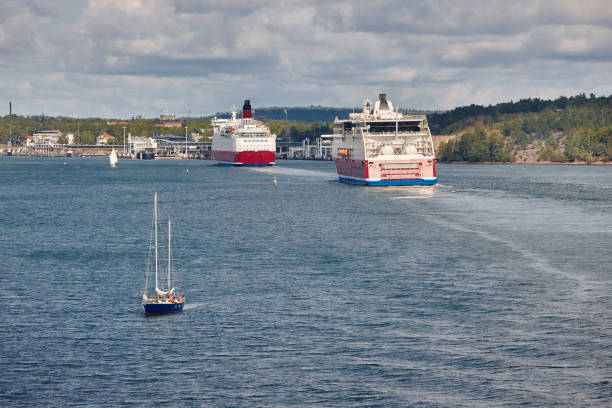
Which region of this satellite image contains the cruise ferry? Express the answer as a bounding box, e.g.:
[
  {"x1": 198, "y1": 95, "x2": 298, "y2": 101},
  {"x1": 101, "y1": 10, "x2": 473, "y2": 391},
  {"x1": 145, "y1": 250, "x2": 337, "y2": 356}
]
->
[
  {"x1": 211, "y1": 100, "x2": 276, "y2": 166},
  {"x1": 331, "y1": 93, "x2": 437, "y2": 186}
]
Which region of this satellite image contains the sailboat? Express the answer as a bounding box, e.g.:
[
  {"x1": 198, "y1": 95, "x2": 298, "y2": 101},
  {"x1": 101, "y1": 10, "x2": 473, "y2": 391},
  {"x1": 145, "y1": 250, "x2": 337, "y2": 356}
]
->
[
  {"x1": 142, "y1": 192, "x2": 185, "y2": 314},
  {"x1": 109, "y1": 148, "x2": 118, "y2": 167}
]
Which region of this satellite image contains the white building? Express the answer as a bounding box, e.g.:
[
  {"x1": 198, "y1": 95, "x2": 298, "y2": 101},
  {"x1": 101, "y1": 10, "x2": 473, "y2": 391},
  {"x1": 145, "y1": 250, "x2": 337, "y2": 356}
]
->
[
  {"x1": 96, "y1": 133, "x2": 115, "y2": 145},
  {"x1": 128, "y1": 134, "x2": 157, "y2": 157},
  {"x1": 28, "y1": 130, "x2": 62, "y2": 145}
]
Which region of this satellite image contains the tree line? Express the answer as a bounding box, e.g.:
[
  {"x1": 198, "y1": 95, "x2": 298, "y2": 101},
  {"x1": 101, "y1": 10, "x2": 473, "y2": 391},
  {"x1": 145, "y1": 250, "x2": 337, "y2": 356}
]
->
[
  {"x1": 428, "y1": 93, "x2": 612, "y2": 134},
  {"x1": 3, "y1": 93, "x2": 611, "y2": 163},
  {"x1": 436, "y1": 94, "x2": 612, "y2": 163},
  {"x1": 0, "y1": 114, "x2": 333, "y2": 145},
  {"x1": 0, "y1": 115, "x2": 214, "y2": 145},
  {"x1": 212, "y1": 106, "x2": 439, "y2": 123}
]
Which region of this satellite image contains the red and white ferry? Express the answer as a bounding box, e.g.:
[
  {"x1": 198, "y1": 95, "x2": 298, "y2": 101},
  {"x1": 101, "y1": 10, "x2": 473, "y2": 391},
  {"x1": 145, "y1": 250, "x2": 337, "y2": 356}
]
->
[
  {"x1": 331, "y1": 93, "x2": 437, "y2": 186},
  {"x1": 211, "y1": 100, "x2": 276, "y2": 166}
]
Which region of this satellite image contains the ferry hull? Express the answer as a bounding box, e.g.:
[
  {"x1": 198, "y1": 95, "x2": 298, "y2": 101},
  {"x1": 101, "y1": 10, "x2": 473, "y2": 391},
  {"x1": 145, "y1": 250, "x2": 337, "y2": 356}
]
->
[
  {"x1": 213, "y1": 150, "x2": 275, "y2": 166},
  {"x1": 334, "y1": 158, "x2": 437, "y2": 186},
  {"x1": 338, "y1": 176, "x2": 438, "y2": 186},
  {"x1": 144, "y1": 302, "x2": 184, "y2": 315}
]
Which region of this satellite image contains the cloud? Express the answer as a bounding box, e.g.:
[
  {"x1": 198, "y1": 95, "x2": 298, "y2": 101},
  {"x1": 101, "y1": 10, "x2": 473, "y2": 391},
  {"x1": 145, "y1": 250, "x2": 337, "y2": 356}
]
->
[
  {"x1": 77, "y1": 55, "x2": 279, "y2": 77},
  {"x1": 0, "y1": 0, "x2": 59, "y2": 59},
  {"x1": 0, "y1": 0, "x2": 610, "y2": 117}
]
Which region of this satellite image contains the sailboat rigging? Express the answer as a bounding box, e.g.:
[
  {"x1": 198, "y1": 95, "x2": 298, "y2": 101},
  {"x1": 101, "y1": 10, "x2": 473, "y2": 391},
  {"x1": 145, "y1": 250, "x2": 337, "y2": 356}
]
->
[{"x1": 142, "y1": 192, "x2": 185, "y2": 314}]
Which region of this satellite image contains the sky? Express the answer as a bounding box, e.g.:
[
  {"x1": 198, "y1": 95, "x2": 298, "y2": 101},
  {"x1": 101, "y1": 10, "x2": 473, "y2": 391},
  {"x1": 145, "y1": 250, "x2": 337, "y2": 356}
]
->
[{"x1": 1, "y1": 0, "x2": 611, "y2": 118}]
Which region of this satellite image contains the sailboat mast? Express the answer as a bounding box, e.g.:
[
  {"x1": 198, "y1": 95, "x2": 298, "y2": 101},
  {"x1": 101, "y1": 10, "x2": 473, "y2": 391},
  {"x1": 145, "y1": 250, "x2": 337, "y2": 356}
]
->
[
  {"x1": 168, "y1": 219, "x2": 171, "y2": 290},
  {"x1": 154, "y1": 192, "x2": 158, "y2": 291}
]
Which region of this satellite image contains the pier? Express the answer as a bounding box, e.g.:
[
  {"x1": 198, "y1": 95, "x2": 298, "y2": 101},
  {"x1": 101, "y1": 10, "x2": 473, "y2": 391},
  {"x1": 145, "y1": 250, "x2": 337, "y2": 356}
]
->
[
  {"x1": 2, "y1": 135, "x2": 335, "y2": 160},
  {"x1": 276, "y1": 136, "x2": 333, "y2": 160}
]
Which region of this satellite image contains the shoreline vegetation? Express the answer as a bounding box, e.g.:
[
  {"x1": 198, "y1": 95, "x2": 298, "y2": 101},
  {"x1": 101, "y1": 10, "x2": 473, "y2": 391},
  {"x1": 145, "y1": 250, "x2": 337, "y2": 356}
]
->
[
  {"x1": 438, "y1": 160, "x2": 612, "y2": 165},
  {"x1": 433, "y1": 93, "x2": 612, "y2": 164},
  {"x1": 1, "y1": 93, "x2": 611, "y2": 165}
]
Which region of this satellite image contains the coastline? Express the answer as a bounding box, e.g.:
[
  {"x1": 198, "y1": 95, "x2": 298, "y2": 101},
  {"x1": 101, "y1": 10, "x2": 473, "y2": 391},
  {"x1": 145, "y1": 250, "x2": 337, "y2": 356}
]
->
[
  {"x1": 3, "y1": 153, "x2": 612, "y2": 165},
  {"x1": 515, "y1": 160, "x2": 612, "y2": 165},
  {"x1": 438, "y1": 160, "x2": 612, "y2": 165}
]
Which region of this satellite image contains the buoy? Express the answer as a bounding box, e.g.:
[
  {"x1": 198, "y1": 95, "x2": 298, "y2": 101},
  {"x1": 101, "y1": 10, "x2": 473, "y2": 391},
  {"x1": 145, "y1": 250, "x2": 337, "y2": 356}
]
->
[{"x1": 186, "y1": 168, "x2": 189, "y2": 175}]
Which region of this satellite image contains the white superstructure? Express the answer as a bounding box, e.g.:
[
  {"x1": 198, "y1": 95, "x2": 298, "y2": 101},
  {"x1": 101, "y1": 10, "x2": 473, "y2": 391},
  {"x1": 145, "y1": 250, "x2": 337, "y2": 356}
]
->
[
  {"x1": 331, "y1": 93, "x2": 437, "y2": 186},
  {"x1": 211, "y1": 100, "x2": 276, "y2": 166}
]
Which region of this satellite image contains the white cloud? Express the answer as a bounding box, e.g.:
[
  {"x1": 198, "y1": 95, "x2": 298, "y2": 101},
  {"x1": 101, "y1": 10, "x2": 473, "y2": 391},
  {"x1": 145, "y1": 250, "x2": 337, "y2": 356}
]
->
[{"x1": 0, "y1": 0, "x2": 610, "y2": 117}]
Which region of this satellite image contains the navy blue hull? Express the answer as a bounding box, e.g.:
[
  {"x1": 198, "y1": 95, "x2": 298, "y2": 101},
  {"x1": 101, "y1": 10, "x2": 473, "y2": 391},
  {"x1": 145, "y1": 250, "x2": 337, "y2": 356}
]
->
[
  {"x1": 144, "y1": 302, "x2": 184, "y2": 314},
  {"x1": 338, "y1": 176, "x2": 438, "y2": 186}
]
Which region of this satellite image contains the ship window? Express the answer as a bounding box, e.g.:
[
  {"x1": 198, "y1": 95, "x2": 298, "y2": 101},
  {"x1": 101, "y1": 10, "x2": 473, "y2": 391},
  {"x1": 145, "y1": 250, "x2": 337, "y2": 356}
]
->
[{"x1": 367, "y1": 121, "x2": 420, "y2": 132}]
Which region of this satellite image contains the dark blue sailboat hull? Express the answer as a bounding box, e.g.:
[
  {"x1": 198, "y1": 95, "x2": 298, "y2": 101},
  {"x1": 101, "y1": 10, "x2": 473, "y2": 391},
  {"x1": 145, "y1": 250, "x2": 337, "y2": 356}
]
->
[{"x1": 144, "y1": 302, "x2": 184, "y2": 315}]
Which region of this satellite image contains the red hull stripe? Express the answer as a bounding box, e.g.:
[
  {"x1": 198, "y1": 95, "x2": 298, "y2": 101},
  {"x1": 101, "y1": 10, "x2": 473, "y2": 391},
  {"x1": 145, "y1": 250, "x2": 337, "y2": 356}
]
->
[
  {"x1": 213, "y1": 150, "x2": 275, "y2": 165},
  {"x1": 334, "y1": 158, "x2": 436, "y2": 182},
  {"x1": 334, "y1": 158, "x2": 367, "y2": 179}
]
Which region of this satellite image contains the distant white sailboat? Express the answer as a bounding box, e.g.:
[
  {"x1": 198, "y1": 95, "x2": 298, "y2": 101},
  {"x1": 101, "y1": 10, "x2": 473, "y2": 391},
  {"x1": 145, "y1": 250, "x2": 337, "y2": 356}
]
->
[{"x1": 109, "y1": 149, "x2": 118, "y2": 167}]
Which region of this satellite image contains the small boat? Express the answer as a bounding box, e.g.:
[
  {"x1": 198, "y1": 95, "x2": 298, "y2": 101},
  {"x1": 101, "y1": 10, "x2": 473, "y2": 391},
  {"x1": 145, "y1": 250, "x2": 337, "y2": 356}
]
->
[
  {"x1": 273, "y1": 177, "x2": 278, "y2": 186},
  {"x1": 142, "y1": 192, "x2": 185, "y2": 314},
  {"x1": 109, "y1": 149, "x2": 118, "y2": 167}
]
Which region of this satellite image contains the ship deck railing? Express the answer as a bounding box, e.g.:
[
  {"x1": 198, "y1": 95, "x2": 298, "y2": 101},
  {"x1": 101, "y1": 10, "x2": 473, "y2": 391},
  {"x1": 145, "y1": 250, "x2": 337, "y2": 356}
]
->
[
  {"x1": 362, "y1": 131, "x2": 430, "y2": 137},
  {"x1": 333, "y1": 130, "x2": 430, "y2": 137},
  {"x1": 228, "y1": 133, "x2": 272, "y2": 138}
]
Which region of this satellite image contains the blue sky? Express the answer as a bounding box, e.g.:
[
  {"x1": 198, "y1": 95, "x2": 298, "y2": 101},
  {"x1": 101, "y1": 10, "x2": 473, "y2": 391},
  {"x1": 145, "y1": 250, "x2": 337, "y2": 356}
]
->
[{"x1": 1, "y1": 0, "x2": 611, "y2": 118}]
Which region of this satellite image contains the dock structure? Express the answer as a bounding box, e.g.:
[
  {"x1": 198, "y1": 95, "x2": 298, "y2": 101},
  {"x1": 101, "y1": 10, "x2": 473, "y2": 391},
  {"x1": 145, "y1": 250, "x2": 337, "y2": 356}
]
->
[
  {"x1": 276, "y1": 136, "x2": 332, "y2": 160},
  {"x1": 2, "y1": 136, "x2": 335, "y2": 161},
  {"x1": 30, "y1": 139, "x2": 67, "y2": 156},
  {"x1": 122, "y1": 133, "x2": 210, "y2": 159},
  {"x1": 153, "y1": 135, "x2": 212, "y2": 159}
]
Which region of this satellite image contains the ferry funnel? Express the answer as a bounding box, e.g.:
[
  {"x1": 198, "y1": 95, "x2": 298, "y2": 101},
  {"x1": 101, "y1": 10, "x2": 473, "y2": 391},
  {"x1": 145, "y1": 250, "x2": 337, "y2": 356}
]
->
[
  {"x1": 378, "y1": 93, "x2": 389, "y2": 110},
  {"x1": 242, "y1": 99, "x2": 252, "y2": 119}
]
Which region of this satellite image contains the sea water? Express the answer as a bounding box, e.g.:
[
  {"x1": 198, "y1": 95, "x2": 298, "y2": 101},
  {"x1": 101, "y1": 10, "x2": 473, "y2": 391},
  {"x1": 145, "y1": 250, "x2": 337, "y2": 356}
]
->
[{"x1": 1, "y1": 157, "x2": 610, "y2": 407}]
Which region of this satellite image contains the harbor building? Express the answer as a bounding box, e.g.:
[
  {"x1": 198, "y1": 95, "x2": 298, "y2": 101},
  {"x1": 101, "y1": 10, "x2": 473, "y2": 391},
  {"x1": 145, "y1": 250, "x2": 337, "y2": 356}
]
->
[
  {"x1": 96, "y1": 133, "x2": 115, "y2": 145},
  {"x1": 154, "y1": 109, "x2": 182, "y2": 128},
  {"x1": 28, "y1": 130, "x2": 62, "y2": 144}
]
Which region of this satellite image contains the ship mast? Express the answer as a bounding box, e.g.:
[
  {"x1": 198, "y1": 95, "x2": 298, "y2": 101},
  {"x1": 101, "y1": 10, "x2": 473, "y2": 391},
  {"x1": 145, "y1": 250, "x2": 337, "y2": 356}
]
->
[
  {"x1": 154, "y1": 192, "x2": 158, "y2": 292},
  {"x1": 168, "y1": 219, "x2": 171, "y2": 290}
]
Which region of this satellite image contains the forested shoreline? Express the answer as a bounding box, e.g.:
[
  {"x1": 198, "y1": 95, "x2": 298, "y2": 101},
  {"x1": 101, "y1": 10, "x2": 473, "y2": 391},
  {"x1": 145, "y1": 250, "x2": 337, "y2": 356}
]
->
[
  {"x1": 435, "y1": 94, "x2": 612, "y2": 163},
  {"x1": 2, "y1": 93, "x2": 611, "y2": 163}
]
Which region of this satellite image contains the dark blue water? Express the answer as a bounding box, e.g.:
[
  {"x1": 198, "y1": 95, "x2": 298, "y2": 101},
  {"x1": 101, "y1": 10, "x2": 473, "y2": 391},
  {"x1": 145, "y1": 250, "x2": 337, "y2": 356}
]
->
[{"x1": 1, "y1": 157, "x2": 611, "y2": 407}]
